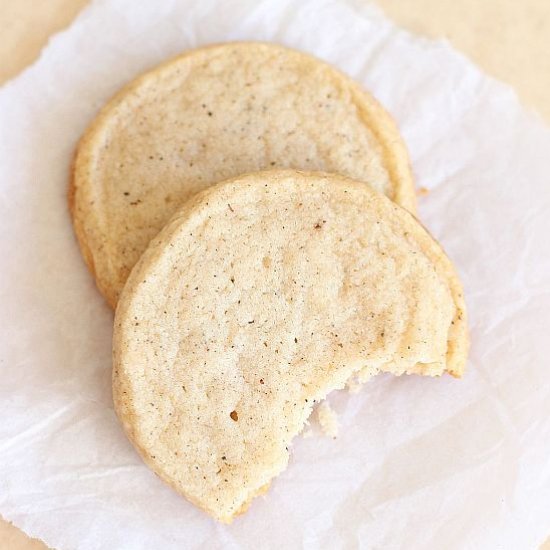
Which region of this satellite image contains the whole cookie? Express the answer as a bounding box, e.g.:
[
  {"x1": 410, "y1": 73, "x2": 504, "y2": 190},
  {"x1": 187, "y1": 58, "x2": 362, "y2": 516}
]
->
[
  {"x1": 113, "y1": 171, "x2": 467, "y2": 523},
  {"x1": 70, "y1": 42, "x2": 416, "y2": 307}
]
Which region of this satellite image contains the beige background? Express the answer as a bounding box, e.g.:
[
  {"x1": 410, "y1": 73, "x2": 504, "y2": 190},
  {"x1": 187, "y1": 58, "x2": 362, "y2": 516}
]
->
[{"x1": 1, "y1": 0, "x2": 549, "y2": 548}]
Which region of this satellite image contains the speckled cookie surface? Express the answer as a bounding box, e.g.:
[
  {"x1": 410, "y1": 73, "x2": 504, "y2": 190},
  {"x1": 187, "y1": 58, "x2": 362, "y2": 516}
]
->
[
  {"x1": 71, "y1": 42, "x2": 416, "y2": 307},
  {"x1": 112, "y1": 171, "x2": 467, "y2": 523}
]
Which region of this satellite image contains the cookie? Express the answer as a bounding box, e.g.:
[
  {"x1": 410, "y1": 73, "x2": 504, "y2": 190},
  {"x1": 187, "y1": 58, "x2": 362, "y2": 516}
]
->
[
  {"x1": 70, "y1": 42, "x2": 416, "y2": 307},
  {"x1": 112, "y1": 171, "x2": 467, "y2": 522}
]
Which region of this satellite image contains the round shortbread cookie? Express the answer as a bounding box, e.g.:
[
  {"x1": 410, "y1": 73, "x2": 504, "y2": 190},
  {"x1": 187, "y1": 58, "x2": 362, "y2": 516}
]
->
[
  {"x1": 113, "y1": 171, "x2": 467, "y2": 523},
  {"x1": 71, "y1": 42, "x2": 416, "y2": 307}
]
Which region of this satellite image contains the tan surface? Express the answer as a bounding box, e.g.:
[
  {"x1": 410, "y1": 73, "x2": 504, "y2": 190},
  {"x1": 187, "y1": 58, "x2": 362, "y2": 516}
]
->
[
  {"x1": 1, "y1": 0, "x2": 549, "y2": 546},
  {"x1": 379, "y1": 0, "x2": 550, "y2": 123},
  {"x1": 113, "y1": 170, "x2": 466, "y2": 522}
]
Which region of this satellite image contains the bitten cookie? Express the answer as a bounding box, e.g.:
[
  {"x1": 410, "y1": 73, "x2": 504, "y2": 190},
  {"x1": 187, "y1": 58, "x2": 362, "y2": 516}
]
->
[{"x1": 112, "y1": 171, "x2": 467, "y2": 523}]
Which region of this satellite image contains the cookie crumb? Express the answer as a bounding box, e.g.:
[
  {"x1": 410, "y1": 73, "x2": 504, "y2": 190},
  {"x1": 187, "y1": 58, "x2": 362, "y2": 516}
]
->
[
  {"x1": 317, "y1": 401, "x2": 338, "y2": 438},
  {"x1": 346, "y1": 377, "x2": 362, "y2": 394}
]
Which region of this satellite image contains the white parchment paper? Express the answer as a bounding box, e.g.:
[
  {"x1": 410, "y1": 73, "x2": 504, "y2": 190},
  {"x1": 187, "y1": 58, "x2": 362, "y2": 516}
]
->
[{"x1": 1, "y1": 0, "x2": 550, "y2": 548}]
